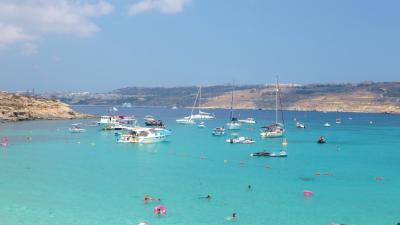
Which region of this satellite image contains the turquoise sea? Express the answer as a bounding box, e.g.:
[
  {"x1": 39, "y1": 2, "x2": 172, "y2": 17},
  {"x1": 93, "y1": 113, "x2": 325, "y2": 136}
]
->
[{"x1": 1, "y1": 106, "x2": 400, "y2": 225}]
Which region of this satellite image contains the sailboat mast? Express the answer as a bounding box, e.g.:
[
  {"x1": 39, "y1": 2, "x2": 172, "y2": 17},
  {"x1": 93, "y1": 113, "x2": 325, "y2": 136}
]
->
[
  {"x1": 190, "y1": 87, "x2": 200, "y2": 117},
  {"x1": 230, "y1": 85, "x2": 234, "y2": 121},
  {"x1": 198, "y1": 85, "x2": 202, "y2": 113},
  {"x1": 275, "y1": 79, "x2": 278, "y2": 124}
]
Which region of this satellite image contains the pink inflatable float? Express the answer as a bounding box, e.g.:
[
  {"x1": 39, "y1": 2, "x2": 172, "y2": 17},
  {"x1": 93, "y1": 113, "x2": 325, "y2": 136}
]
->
[
  {"x1": 303, "y1": 190, "x2": 313, "y2": 197},
  {"x1": 154, "y1": 205, "x2": 167, "y2": 215}
]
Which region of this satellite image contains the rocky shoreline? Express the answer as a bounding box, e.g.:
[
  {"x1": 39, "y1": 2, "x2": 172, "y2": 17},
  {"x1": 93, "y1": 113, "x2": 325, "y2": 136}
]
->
[{"x1": 0, "y1": 92, "x2": 93, "y2": 122}]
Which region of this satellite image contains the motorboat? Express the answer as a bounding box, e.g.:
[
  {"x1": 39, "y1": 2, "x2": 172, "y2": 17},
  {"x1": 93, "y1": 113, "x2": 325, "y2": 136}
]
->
[
  {"x1": 191, "y1": 111, "x2": 215, "y2": 120},
  {"x1": 251, "y1": 150, "x2": 287, "y2": 157},
  {"x1": 226, "y1": 136, "x2": 255, "y2": 144},
  {"x1": 102, "y1": 116, "x2": 137, "y2": 130},
  {"x1": 97, "y1": 115, "x2": 136, "y2": 129},
  {"x1": 176, "y1": 117, "x2": 196, "y2": 125},
  {"x1": 260, "y1": 123, "x2": 284, "y2": 138},
  {"x1": 212, "y1": 127, "x2": 225, "y2": 136},
  {"x1": 144, "y1": 116, "x2": 164, "y2": 127},
  {"x1": 317, "y1": 136, "x2": 326, "y2": 144},
  {"x1": 336, "y1": 118, "x2": 341, "y2": 124},
  {"x1": 250, "y1": 151, "x2": 271, "y2": 157},
  {"x1": 69, "y1": 126, "x2": 86, "y2": 133},
  {"x1": 238, "y1": 118, "x2": 256, "y2": 124},
  {"x1": 296, "y1": 121, "x2": 305, "y2": 128},
  {"x1": 97, "y1": 115, "x2": 120, "y2": 127},
  {"x1": 197, "y1": 122, "x2": 206, "y2": 128},
  {"x1": 260, "y1": 79, "x2": 285, "y2": 138},
  {"x1": 323, "y1": 122, "x2": 331, "y2": 127},
  {"x1": 268, "y1": 151, "x2": 288, "y2": 157},
  {"x1": 117, "y1": 127, "x2": 171, "y2": 144}
]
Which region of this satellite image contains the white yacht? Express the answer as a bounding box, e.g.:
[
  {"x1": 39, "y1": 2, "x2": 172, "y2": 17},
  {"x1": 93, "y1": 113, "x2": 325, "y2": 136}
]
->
[
  {"x1": 238, "y1": 118, "x2": 256, "y2": 124},
  {"x1": 176, "y1": 87, "x2": 200, "y2": 125},
  {"x1": 117, "y1": 127, "x2": 171, "y2": 144},
  {"x1": 260, "y1": 79, "x2": 285, "y2": 138},
  {"x1": 226, "y1": 85, "x2": 241, "y2": 130},
  {"x1": 100, "y1": 116, "x2": 137, "y2": 130},
  {"x1": 191, "y1": 86, "x2": 215, "y2": 120},
  {"x1": 226, "y1": 136, "x2": 255, "y2": 144}
]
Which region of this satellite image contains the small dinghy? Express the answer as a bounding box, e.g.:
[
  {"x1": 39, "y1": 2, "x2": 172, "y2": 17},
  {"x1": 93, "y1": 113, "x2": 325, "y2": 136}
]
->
[
  {"x1": 251, "y1": 150, "x2": 287, "y2": 157},
  {"x1": 323, "y1": 122, "x2": 331, "y2": 127},
  {"x1": 198, "y1": 122, "x2": 206, "y2": 128},
  {"x1": 317, "y1": 136, "x2": 326, "y2": 144},
  {"x1": 250, "y1": 151, "x2": 270, "y2": 157},
  {"x1": 69, "y1": 124, "x2": 86, "y2": 133},
  {"x1": 212, "y1": 127, "x2": 225, "y2": 136},
  {"x1": 226, "y1": 136, "x2": 255, "y2": 144},
  {"x1": 296, "y1": 122, "x2": 305, "y2": 128}
]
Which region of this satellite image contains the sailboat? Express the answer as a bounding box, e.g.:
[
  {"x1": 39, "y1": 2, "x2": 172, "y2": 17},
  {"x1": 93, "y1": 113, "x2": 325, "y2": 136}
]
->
[
  {"x1": 176, "y1": 87, "x2": 199, "y2": 125},
  {"x1": 226, "y1": 85, "x2": 241, "y2": 130},
  {"x1": 191, "y1": 86, "x2": 215, "y2": 120},
  {"x1": 260, "y1": 79, "x2": 285, "y2": 138}
]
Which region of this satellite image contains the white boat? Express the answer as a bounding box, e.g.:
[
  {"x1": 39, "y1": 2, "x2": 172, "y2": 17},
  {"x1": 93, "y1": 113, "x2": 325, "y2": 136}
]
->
[
  {"x1": 117, "y1": 127, "x2": 171, "y2": 144},
  {"x1": 336, "y1": 118, "x2": 341, "y2": 124},
  {"x1": 226, "y1": 136, "x2": 255, "y2": 144},
  {"x1": 97, "y1": 115, "x2": 120, "y2": 128},
  {"x1": 296, "y1": 121, "x2": 305, "y2": 128},
  {"x1": 238, "y1": 118, "x2": 256, "y2": 124},
  {"x1": 172, "y1": 105, "x2": 178, "y2": 110},
  {"x1": 212, "y1": 127, "x2": 225, "y2": 136},
  {"x1": 197, "y1": 122, "x2": 206, "y2": 128},
  {"x1": 176, "y1": 87, "x2": 200, "y2": 125},
  {"x1": 324, "y1": 122, "x2": 331, "y2": 127},
  {"x1": 260, "y1": 79, "x2": 285, "y2": 138},
  {"x1": 101, "y1": 116, "x2": 137, "y2": 130},
  {"x1": 226, "y1": 85, "x2": 242, "y2": 130},
  {"x1": 191, "y1": 86, "x2": 215, "y2": 120},
  {"x1": 176, "y1": 117, "x2": 196, "y2": 125},
  {"x1": 269, "y1": 151, "x2": 288, "y2": 157},
  {"x1": 69, "y1": 126, "x2": 86, "y2": 133}
]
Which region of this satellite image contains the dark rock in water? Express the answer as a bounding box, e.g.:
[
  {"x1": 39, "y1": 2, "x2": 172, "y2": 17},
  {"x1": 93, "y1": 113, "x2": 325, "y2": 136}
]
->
[{"x1": 299, "y1": 177, "x2": 315, "y2": 182}]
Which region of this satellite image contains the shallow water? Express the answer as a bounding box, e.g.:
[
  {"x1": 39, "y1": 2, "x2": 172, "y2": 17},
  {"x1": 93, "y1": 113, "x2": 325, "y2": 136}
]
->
[{"x1": 1, "y1": 107, "x2": 399, "y2": 225}]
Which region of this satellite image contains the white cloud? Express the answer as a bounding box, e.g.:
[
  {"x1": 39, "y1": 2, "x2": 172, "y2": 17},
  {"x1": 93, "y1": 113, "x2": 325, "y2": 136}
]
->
[
  {"x1": 0, "y1": 0, "x2": 113, "y2": 47},
  {"x1": 128, "y1": 0, "x2": 191, "y2": 16},
  {"x1": 21, "y1": 43, "x2": 38, "y2": 56},
  {"x1": 0, "y1": 24, "x2": 36, "y2": 47}
]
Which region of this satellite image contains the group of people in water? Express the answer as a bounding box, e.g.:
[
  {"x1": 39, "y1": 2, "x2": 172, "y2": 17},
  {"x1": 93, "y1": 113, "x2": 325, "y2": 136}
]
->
[{"x1": 143, "y1": 185, "x2": 253, "y2": 221}]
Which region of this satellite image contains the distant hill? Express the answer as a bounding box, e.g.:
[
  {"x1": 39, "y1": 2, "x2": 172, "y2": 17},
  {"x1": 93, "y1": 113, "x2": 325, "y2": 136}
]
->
[
  {"x1": 0, "y1": 92, "x2": 91, "y2": 122},
  {"x1": 41, "y1": 82, "x2": 400, "y2": 114}
]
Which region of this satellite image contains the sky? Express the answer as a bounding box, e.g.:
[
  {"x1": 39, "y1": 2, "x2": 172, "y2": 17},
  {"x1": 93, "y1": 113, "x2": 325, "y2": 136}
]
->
[{"x1": 0, "y1": 0, "x2": 399, "y2": 92}]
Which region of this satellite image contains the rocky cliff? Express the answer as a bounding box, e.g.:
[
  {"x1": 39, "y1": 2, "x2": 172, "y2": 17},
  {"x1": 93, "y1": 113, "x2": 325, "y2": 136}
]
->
[{"x1": 0, "y1": 92, "x2": 91, "y2": 122}]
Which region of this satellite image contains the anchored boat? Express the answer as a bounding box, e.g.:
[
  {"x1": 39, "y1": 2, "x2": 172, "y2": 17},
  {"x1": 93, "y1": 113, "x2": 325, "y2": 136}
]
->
[{"x1": 260, "y1": 78, "x2": 285, "y2": 138}]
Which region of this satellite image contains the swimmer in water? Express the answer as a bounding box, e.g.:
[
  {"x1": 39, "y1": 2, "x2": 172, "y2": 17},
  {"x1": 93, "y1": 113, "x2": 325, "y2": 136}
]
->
[
  {"x1": 200, "y1": 194, "x2": 212, "y2": 200},
  {"x1": 144, "y1": 194, "x2": 159, "y2": 203},
  {"x1": 248, "y1": 185, "x2": 251, "y2": 190},
  {"x1": 225, "y1": 212, "x2": 237, "y2": 221},
  {"x1": 232, "y1": 213, "x2": 237, "y2": 219}
]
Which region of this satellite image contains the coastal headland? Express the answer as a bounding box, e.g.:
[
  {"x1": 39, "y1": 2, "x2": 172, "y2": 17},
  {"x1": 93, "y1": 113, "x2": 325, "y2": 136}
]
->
[
  {"x1": 0, "y1": 92, "x2": 92, "y2": 122},
  {"x1": 42, "y1": 82, "x2": 400, "y2": 114}
]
